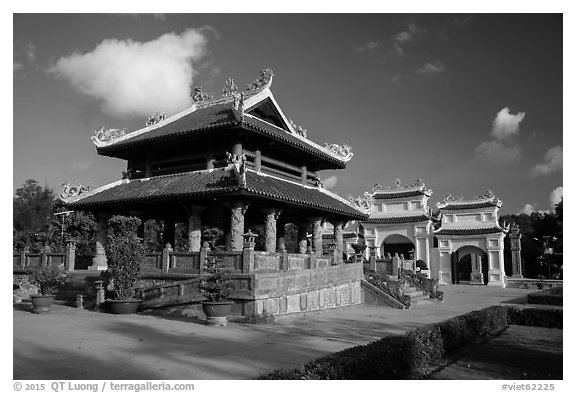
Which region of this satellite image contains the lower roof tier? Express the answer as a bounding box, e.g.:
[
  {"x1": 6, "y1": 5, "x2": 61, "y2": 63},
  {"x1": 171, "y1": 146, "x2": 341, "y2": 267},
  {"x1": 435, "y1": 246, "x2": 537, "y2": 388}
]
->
[
  {"x1": 65, "y1": 166, "x2": 368, "y2": 220},
  {"x1": 363, "y1": 214, "x2": 431, "y2": 225},
  {"x1": 434, "y1": 227, "x2": 506, "y2": 236}
]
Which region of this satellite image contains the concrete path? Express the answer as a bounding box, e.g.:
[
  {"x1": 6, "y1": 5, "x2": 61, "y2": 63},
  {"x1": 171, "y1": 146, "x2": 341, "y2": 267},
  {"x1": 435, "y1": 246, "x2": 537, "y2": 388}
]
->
[{"x1": 13, "y1": 285, "x2": 533, "y2": 380}]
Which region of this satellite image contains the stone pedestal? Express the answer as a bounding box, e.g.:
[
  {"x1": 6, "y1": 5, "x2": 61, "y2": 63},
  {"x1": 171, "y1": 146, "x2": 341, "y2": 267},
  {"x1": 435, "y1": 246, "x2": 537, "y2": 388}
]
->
[
  {"x1": 510, "y1": 225, "x2": 523, "y2": 278},
  {"x1": 332, "y1": 220, "x2": 345, "y2": 264}
]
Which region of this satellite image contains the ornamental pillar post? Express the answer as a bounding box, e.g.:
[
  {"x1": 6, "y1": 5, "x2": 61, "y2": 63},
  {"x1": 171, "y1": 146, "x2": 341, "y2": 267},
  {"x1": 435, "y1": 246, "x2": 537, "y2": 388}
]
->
[
  {"x1": 186, "y1": 205, "x2": 206, "y2": 252},
  {"x1": 310, "y1": 217, "x2": 324, "y2": 257},
  {"x1": 230, "y1": 201, "x2": 248, "y2": 251},
  {"x1": 510, "y1": 225, "x2": 523, "y2": 278},
  {"x1": 332, "y1": 220, "x2": 345, "y2": 264},
  {"x1": 276, "y1": 222, "x2": 286, "y2": 252},
  {"x1": 297, "y1": 222, "x2": 309, "y2": 254},
  {"x1": 261, "y1": 208, "x2": 278, "y2": 253},
  {"x1": 89, "y1": 213, "x2": 110, "y2": 271}
]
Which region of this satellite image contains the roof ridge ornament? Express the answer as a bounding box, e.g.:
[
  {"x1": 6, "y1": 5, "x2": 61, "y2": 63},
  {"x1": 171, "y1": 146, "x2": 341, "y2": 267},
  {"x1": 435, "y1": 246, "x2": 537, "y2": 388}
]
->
[
  {"x1": 288, "y1": 119, "x2": 308, "y2": 138},
  {"x1": 191, "y1": 86, "x2": 215, "y2": 103},
  {"x1": 222, "y1": 78, "x2": 238, "y2": 97},
  {"x1": 60, "y1": 181, "x2": 92, "y2": 202},
  {"x1": 372, "y1": 178, "x2": 428, "y2": 193},
  {"x1": 91, "y1": 127, "x2": 126, "y2": 147},
  {"x1": 348, "y1": 192, "x2": 374, "y2": 212},
  {"x1": 324, "y1": 143, "x2": 353, "y2": 162},
  {"x1": 226, "y1": 152, "x2": 247, "y2": 187},
  {"x1": 246, "y1": 68, "x2": 274, "y2": 92},
  {"x1": 444, "y1": 193, "x2": 463, "y2": 202},
  {"x1": 145, "y1": 112, "x2": 166, "y2": 127},
  {"x1": 477, "y1": 190, "x2": 495, "y2": 200}
]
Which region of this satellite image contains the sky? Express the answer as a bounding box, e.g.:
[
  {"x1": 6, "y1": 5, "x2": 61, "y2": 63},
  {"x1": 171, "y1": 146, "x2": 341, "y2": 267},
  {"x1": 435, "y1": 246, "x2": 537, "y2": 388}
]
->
[{"x1": 12, "y1": 12, "x2": 564, "y2": 215}]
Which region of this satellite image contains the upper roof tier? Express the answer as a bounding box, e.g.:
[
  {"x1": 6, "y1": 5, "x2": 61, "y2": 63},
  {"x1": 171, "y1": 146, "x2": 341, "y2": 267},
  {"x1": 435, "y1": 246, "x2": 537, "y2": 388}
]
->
[
  {"x1": 370, "y1": 178, "x2": 432, "y2": 200},
  {"x1": 91, "y1": 69, "x2": 353, "y2": 170},
  {"x1": 436, "y1": 190, "x2": 502, "y2": 211}
]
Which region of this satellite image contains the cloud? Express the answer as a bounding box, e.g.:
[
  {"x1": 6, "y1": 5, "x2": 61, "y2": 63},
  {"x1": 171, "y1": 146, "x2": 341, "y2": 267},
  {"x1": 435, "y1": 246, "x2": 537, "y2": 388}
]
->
[
  {"x1": 416, "y1": 61, "x2": 446, "y2": 75},
  {"x1": 491, "y1": 107, "x2": 526, "y2": 141},
  {"x1": 475, "y1": 140, "x2": 521, "y2": 164},
  {"x1": 453, "y1": 16, "x2": 473, "y2": 27},
  {"x1": 13, "y1": 61, "x2": 22, "y2": 71},
  {"x1": 323, "y1": 176, "x2": 338, "y2": 190},
  {"x1": 26, "y1": 43, "x2": 36, "y2": 62},
  {"x1": 519, "y1": 203, "x2": 537, "y2": 215},
  {"x1": 391, "y1": 22, "x2": 426, "y2": 56},
  {"x1": 532, "y1": 146, "x2": 563, "y2": 177},
  {"x1": 353, "y1": 41, "x2": 380, "y2": 53},
  {"x1": 48, "y1": 28, "x2": 210, "y2": 117},
  {"x1": 476, "y1": 107, "x2": 525, "y2": 165},
  {"x1": 549, "y1": 186, "x2": 563, "y2": 208}
]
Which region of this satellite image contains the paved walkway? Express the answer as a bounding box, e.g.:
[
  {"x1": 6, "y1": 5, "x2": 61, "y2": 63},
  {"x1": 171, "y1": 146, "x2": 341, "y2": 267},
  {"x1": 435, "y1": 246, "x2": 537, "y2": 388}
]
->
[{"x1": 13, "y1": 285, "x2": 533, "y2": 380}]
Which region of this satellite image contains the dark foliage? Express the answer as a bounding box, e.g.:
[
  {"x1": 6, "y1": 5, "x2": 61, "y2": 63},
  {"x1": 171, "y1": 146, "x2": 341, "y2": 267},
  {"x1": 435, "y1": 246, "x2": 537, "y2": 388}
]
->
[
  {"x1": 527, "y1": 287, "x2": 563, "y2": 306},
  {"x1": 507, "y1": 306, "x2": 563, "y2": 329},
  {"x1": 25, "y1": 265, "x2": 69, "y2": 295}
]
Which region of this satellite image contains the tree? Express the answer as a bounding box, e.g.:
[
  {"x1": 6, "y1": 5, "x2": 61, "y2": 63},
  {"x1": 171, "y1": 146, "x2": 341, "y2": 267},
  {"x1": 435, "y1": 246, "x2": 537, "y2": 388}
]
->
[{"x1": 13, "y1": 179, "x2": 56, "y2": 251}]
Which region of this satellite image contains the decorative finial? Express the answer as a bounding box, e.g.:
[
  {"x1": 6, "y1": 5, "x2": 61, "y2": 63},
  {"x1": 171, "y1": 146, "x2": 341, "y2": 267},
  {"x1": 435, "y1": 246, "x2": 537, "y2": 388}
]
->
[
  {"x1": 222, "y1": 78, "x2": 238, "y2": 97},
  {"x1": 191, "y1": 87, "x2": 215, "y2": 102},
  {"x1": 477, "y1": 190, "x2": 495, "y2": 200},
  {"x1": 395, "y1": 178, "x2": 402, "y2": 189},
  {"x1": 145, "y1": 112, "x2": 166, "y2": 127},
  {"x1": 348, "y1": 193, "x2": 373, "y2": 212},
  {"x1": 288, "y1": 119, "x2": 308, "y2": 138},
  {"x1": 246, "y1": 68, "x2": 274, "y2": 91},
  {"x1": 91, "y1": 127, "x2": 126, "y2": 146},
  {"x1": 226, "y1": 151, "x2": 247, "y2": 187},
  {"x1": 60, "y1": 182, "x2": 92, "y2": 202},
  {"x1": 324, "y1": 143, "x2": 353, "y2": 162},
  {"x1": 444, "y1": 193, "x2": 463, "y2": 202}
]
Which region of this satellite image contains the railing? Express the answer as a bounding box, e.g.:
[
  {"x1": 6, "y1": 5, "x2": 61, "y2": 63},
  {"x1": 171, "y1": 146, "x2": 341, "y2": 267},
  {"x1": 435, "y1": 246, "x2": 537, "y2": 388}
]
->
[{"x1": 13, "y1": 249, "x2": 72, "y2": 272}]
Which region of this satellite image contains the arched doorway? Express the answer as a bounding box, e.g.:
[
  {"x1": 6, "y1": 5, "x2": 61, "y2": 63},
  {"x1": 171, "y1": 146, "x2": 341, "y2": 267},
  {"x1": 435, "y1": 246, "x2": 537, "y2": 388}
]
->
[
  {"x1": 380, "y1": 234, "x2": 415, "y2": 259},
  {"x1": 451, "y1": 245, "x2": 488, "y2": 285}
]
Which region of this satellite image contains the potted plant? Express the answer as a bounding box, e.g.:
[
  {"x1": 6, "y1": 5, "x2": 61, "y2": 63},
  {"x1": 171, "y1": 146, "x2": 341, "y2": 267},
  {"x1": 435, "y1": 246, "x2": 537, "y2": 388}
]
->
[
  {"x1": 26, "y1": 264, "x2": 69, "y2": 313},
  {"x1": 200, "y1": 269, "x2": 235, "y2": 326},
  {"x1": 105, "y1": 215, "x2": 145, "y2": 314},
  {"x1": 201, "y1": 227, "x2": 224, "y2": 250}
]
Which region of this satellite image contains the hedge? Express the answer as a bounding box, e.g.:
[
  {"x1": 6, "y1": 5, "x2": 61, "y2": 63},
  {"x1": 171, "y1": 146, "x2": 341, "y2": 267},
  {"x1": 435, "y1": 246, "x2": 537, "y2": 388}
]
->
[
  {"x1": 527, "y1": 287, "x2": 563, "y2": 306},
  {"x1": 258, "y1": 305, "x2": 561, "y2": 380}
]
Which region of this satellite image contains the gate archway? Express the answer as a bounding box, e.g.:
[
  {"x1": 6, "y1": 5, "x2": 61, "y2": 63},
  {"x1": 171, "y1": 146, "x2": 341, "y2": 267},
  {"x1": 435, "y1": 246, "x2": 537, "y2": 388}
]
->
[
  {"x1": 451, "y1": 245, "x2": 488, "y2": 285},
  {"x1": 380, "y1": 234, "x2": 415, "y2": 259}
]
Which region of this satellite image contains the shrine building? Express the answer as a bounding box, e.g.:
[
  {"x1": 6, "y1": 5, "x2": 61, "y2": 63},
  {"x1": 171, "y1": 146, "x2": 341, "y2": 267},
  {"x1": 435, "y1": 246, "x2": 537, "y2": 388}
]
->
[
  {"x1": 332, "y1": 180, "x2": 509, "y2": 287},
  {"x1": 62, "y1": 69, "x2": 369, "y2": 316}
]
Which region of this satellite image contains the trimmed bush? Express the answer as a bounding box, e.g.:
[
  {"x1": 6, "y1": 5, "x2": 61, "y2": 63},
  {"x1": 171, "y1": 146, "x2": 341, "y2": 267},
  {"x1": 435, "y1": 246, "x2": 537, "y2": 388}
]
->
[
  {"x1": 258, "y1": 305, "x2": 509, "y2": 380},
  {"x1": 506, "y1": 306, "x2": 563, "y2": 329},
  {"x1": 527, "y1": 287, "x2": 563, "y2": 306}
]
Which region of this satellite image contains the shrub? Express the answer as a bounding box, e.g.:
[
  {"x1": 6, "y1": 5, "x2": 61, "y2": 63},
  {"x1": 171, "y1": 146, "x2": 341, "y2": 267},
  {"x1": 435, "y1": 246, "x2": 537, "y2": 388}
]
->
[
  {"x1": 258, "y1": 305, "x2": 509, "y2": 380},
  {"x1": 105, "y1": 215, "x2": 145, "y2": 300},
  {"x1": 199, "y1": 270, "x2": 234, "y2": 302},
  {"x1": 506, "y1": 306, "x2": 563, "y2": 329},
  {"x1": 399, "y1": 269, "x2": 444, "y2": 301},
  {"x1": 527, "y1": 287, "x2": 563, "y2": 306},
  {"x1": 25, "y1": 264, "x2": 69, "y2": 295},
  {"x1": 364, "y1": 269, "x2": 411, "y2": 307}
]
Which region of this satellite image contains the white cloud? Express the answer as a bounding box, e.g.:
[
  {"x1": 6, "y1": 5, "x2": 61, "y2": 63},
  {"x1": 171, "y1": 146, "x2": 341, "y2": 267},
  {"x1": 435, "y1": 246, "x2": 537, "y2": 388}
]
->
[
  {"x1": 48, "y1": 28, "x2": 210, "y2": 117},
  {"x1": 416, "y1": 61, "x2": 446, "y2": 75},
  {"x1": 475, "y1": 140, "x2": 521, "y2": 164},
  {"x1": 353, "y1": 41, "x2": 379, "y2": 53},
  {"x1": 491, "y1": 107, "x2": 526, "y2": 141},
  {"x1": 26, "y1": 43, "x2": 36, "y2": 62},
  {"x1": 549, "y1": 186, "x2": 563, "y2": 208},
  {"x1": 391, "y1": 22, "x2": 426, "y2": 56},
  {"x1": 323, "y1": 176, "x2": 338, "y2": 190},
  {"x1": 13, "y1": 61, "x2": 22, "y2": 72},
  {"x1": 519, "y1": 203, "x2": 537, "y2": 215},
  {"x1": 532, "y1": 146, "x2": 563, "y2": 177}
]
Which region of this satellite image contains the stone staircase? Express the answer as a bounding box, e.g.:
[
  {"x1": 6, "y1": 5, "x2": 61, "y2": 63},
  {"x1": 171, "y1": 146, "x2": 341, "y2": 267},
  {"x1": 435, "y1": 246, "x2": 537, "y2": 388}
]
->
[
  {"x1": 55, "y1": 271, "x2": 101, "y2": 306},
  {"x1": 403, "y1": 284, "x2": 433, "y2": 306}
]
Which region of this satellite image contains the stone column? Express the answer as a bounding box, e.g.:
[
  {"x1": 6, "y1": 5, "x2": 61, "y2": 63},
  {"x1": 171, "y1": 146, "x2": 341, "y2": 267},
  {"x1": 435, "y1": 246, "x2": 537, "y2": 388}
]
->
[
  {"x1": 230, "y1": 201, "x2": 247, "y2": 251},
  {"x1": 187, "y1": 205, "x2": 205, "y2": 252},
  {"x1": 510, "y1": 226, "x2": 523, "y2": 278},
  {"x1": 332, "y1": 220, "x2": 345, "y2": 264},
  {"x1": 470, "y1": 254, "x2": 484, "y2": 284},
  {"x1": 90, "y1": 213, "x2": 110, "y2": 271},
  {"x1": 297, "y1": 222, "x2": 308, "y2": 254},
  {"x1": 163, "y1": 219, "x2": 175, "y2": 247},
  {"x1": 261, "y1": 208, "x2": 278, "y2": 252},
  {"x1": 276, "y1": 222, "x2": 286, "y2": 252},
  {"x1": 65, "y1": 240, "x2": 76, "y2": 272},
  {"x1": 311, "y1": 217, "x2": 324, "y2": 257}
]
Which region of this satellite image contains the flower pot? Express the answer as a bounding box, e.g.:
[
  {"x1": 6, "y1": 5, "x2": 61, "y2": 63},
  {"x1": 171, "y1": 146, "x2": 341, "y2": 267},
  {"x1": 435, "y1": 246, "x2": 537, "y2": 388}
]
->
[
  {"x1": 108, "y1": 299, "x2": 142, "y2": 314},
  {"x1": 31, "y1": 295, "x2": 55, "y2": 314},
  {"x1": 202, "y1": 301, "x2": 234, "y2": 326}
]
